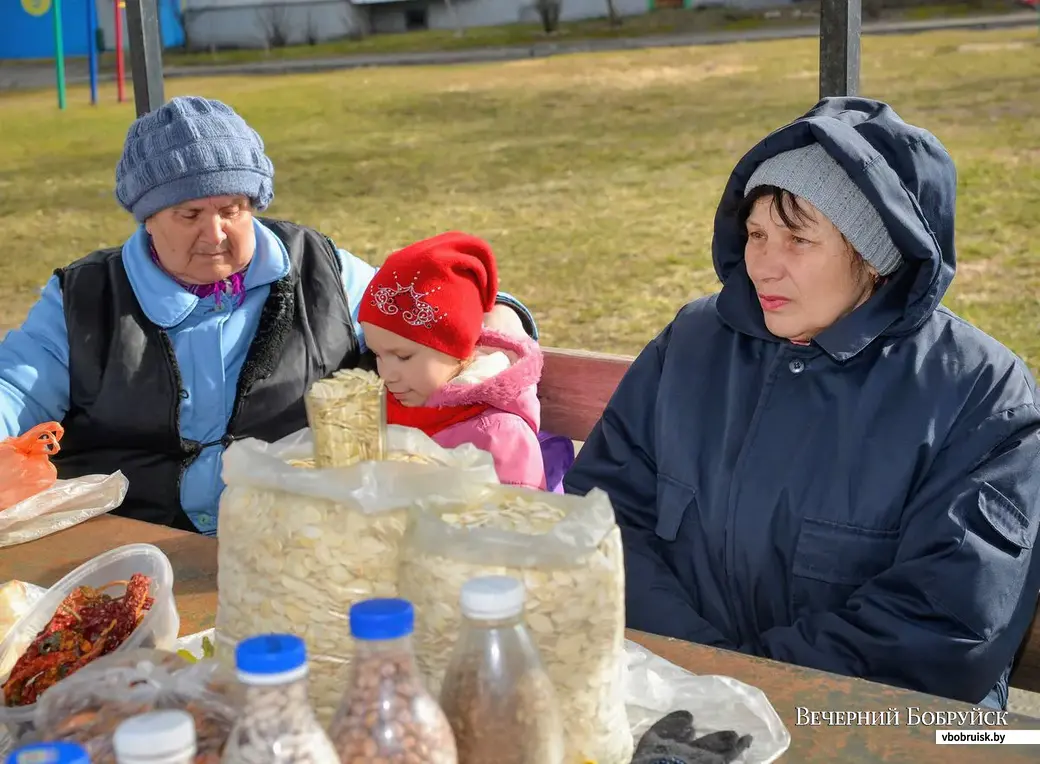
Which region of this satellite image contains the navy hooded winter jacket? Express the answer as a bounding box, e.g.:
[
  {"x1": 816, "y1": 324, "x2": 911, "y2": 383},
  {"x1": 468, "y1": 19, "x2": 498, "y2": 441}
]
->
[{"x1": 564, "y1": 97, "x2": 1040, "y2": 709}]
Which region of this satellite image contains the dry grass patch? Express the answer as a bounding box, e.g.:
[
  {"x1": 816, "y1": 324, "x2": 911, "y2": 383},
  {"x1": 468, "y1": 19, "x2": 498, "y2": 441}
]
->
[{"x1": 0, "y1": 26, "x2": 1038, "y2": 368}]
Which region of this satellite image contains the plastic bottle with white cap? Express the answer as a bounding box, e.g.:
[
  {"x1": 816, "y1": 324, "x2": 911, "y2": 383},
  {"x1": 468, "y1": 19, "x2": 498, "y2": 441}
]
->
[
  {"x1": 6, "y1": 742, "x2": 90, "y2": 764},
  {"x1": 112, "y1": 709, "x2": 196, "y2": 764},
  {"x1": 439, "y1": 575, "x2": 564, "y2": 764}
]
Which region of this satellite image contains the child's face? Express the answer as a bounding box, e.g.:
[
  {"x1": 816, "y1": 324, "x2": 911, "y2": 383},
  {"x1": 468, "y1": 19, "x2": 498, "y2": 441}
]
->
[{"x1": 361, "y1": 323, "x2": 465, "y2": 407}]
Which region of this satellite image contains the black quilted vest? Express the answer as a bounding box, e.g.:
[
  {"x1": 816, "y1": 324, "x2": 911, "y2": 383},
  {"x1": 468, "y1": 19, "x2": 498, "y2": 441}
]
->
[{"x1": 51, "y1": 219, "x2": 362, "y2": 529}]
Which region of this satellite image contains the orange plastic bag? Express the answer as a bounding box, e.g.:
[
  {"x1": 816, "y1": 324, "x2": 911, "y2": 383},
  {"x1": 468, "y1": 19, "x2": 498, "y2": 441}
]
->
[{"x1": 0, "y1": 422, "x2": 65, "y2": 511}]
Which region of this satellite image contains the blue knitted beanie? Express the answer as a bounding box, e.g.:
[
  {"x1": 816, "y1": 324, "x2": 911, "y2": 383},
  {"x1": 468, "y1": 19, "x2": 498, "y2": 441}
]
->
[{"x1": 115, "y1": 96, "x2": 275, "y2": 223}]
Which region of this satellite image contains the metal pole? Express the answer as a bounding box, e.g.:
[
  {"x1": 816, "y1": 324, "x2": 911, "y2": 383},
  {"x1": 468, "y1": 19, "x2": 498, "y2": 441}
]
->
[
  {"x1": 819, "y1": 0, "x2": 861, "y2": 99},
  {"x1": 124, "y1": 0, "x2": 165, "y2": 117}
]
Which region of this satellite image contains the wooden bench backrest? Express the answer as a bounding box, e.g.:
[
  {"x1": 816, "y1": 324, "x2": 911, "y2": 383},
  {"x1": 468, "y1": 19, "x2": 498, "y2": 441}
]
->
[
  {"x1": 537, "y1": 346, "x2": 634, "y2": 442},
  {"x1": 536, "y1": 346, "x2": 1040, "y2": 693}
]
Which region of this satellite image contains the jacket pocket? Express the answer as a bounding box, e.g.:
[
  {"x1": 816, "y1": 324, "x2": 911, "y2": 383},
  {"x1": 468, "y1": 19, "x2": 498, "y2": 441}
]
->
[
  {"x1": 790, "y1": 518, "x2": 900, "y2": 616},
  {"x1": 939, "y1": 483, "x2": 1034, "y2": 640},
  {"x1": 975, "y1": 482, "x2": 1033, "y2": 552},
  {"x1": 655, "y1": 474, "x2": 697, "y2": 542}
]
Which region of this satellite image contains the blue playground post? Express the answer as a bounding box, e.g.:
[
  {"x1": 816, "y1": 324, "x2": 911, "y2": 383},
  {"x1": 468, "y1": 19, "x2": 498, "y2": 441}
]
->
[{"x1": 86, "y1": 0, "x2": 99, "y2": 104}]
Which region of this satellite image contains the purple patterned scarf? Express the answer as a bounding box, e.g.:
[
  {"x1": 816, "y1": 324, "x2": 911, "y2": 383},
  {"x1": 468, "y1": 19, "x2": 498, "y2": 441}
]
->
[{"x1": 148, "y1": 239, "x2": 247, "y2": 310}]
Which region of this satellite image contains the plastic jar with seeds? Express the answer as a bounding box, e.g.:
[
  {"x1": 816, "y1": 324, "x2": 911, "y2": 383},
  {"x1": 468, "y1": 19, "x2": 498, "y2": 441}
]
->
[
  {"x1": 329, "y1": 599, "x2": 457, "y2": 764},
  {"x1": 220, "y1": 635, "x2": 338, "y2": 764},
  {"x1": 304, "y1": 369, "x2": 386, "y2": 467},
  {"x1": 439, "y1": 576, "x2": 563, "y2": 764}
]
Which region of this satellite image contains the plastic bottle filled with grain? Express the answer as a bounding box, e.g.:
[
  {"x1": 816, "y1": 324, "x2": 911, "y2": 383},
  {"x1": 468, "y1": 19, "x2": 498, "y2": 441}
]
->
[
  {"x1": 221, "y1": 634, "x2": 339, "y2": 764},
  {"x1": 113, "y1": 709, "x2": 197, "y2": 764},
  {"x1": 438, "y1": 576, "x2": 564, "y2": 764},
  {"x1": 328, "y1": 599, "x2": 457, "y2": 764}
]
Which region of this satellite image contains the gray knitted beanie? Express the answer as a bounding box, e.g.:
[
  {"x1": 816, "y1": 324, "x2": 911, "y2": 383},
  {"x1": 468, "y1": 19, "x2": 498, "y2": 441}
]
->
[
  {"x1": 744, "y1": 143, "x2": 902, "y2": 276},
  {"x1": 115, "y1": 96, "x2": 275, "y2": 223}
]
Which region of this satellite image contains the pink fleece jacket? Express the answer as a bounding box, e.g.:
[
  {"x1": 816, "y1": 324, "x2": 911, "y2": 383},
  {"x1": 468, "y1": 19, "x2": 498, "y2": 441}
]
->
[{"x1": 425, "y1": 328, "x2": 546, "y2": 490}]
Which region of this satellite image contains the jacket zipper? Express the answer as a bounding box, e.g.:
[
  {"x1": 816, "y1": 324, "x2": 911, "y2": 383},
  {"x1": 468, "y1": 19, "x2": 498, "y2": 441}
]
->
[{"x1": 723, "y1": 348, "x2": 784, "y2": 648}]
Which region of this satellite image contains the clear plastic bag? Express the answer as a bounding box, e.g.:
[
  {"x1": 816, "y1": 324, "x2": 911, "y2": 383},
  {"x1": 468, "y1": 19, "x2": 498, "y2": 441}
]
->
[
  {"x1": 31, "y1": 649, "x2": 241, "y2": 764},
  {"x1": 215, "y1": 426, "x2": 499, "y2": 725},
  {"x1": 0, "y1": 473, "x2": 129, "y2": 549},
  {"x1": 0, "y1": 424, "x2": 63, "y2": 511},
  {"x1": 397, "y1": 486, "x2": 631, "y2": 764},
  {"x1": 624, "y1": 640, "x2": 792, "y2": 764}
]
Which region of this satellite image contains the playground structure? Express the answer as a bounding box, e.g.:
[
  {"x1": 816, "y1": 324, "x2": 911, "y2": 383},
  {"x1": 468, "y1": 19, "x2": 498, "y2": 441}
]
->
[{"x1": 1, "y1": 0, "x2": 182, "y2": 109}]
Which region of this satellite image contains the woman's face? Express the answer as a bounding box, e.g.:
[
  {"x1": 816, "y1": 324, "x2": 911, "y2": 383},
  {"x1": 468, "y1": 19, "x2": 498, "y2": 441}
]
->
[
  {"x1": 146, "y1": 195, "x2": 255, "y2": 285},
  {"x1": 744, "y1": 194, "x2": 877, "y2": 343},
  {"x1": 361, "y1": 323, "x2": 466, "y2": 407}
]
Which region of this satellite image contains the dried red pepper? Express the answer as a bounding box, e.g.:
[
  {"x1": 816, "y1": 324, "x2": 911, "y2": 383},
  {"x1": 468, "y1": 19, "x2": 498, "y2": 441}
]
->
[{"x1": 2, "y1": 573, "x2": 154, "y2": 707}]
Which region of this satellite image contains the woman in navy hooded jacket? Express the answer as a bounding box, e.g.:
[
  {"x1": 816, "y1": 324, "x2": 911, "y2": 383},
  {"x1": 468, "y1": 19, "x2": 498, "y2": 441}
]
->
[{"x1": 564, "y1": 97, "x2": 1040, "y2": 710}]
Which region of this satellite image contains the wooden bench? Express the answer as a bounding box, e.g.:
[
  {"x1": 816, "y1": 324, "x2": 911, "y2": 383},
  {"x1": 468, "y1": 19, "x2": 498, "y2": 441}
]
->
[{"x1": 536, "y1": 346, "x2": 1040, "y2": 694}]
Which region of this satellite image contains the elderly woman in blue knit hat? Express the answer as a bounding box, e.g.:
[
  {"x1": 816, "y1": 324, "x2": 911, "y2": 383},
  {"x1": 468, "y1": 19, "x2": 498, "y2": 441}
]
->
[
  {"x1": 566, "y1": 97, "x2": 1040, "y2": 715},
  {"x1": 0, "y1": 95, "x2": 536, "y2": 536}
]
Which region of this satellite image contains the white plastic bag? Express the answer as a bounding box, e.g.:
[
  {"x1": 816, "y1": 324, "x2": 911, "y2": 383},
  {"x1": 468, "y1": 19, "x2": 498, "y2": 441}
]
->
[
  {"x1": 0, "y1": 473, "x2": 128, "y2": 548},
  {"x1": 625, "y1": 640, "x2": 792, "y2": 764},
  {"x1": 0, "y1": 582, "x2": 46, "y2": 645},
  {"x1": 216, "y1": 426, "x2": 499, "y2": 724},
  {"x1": 398, "y1": 486, "x2": 631, "y2": 764}
]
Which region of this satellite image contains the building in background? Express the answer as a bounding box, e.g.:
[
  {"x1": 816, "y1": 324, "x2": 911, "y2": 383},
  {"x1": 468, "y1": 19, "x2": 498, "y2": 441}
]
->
[
  {"x1": 181, "y1": 0, "x2": 661, "y2": 49},
  {"x1": 178, "y1": 0, "x2": 796, "y2": 50},
  {"x1": 0, "y1": 0, "x2": 797, "y2": 58}
]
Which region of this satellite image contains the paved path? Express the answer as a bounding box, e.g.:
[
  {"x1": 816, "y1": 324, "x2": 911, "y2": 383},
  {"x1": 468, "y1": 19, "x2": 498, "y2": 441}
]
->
[{"x1": 1, "y1": 10, "x2": 1036, "y2": 91}]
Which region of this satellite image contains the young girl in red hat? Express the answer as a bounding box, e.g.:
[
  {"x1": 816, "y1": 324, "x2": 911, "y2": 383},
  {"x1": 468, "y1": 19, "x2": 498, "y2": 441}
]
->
[{"x1": 357, "y1": 232, "x2": 546, "y2": 489}]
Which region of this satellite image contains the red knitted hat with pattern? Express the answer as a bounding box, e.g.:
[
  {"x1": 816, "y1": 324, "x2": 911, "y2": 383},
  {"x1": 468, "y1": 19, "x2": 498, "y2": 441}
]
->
[{"x1": 358, "y1": 232, "x2": 499, "y2": 359}]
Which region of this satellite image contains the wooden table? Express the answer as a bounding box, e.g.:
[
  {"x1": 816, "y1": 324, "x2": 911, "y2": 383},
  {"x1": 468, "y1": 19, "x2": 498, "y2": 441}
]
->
[{"x1": 4, "y1": 516, "x2": 1039, "y2": 763}]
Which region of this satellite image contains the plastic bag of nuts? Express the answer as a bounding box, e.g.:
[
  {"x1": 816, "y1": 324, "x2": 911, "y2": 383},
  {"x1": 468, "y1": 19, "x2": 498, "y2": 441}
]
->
[
  {"x1": 216, "y1": 426, "x2": 498, "y2": 726},
  {"x1": 31, "y1": 649, "x2": 241, "y2": 764},
  {"x1": 398, "y1": 486, "x2": 633, "y2": 764},
  {"x1": 329, "y1": 599, "x2": 457, "y2": 764}
]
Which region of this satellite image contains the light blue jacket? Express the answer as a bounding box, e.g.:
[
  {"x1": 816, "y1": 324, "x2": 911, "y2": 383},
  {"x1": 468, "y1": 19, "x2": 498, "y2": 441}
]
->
[{"x1": 0, "y1": 220, "x2": 536, "y2": 535}]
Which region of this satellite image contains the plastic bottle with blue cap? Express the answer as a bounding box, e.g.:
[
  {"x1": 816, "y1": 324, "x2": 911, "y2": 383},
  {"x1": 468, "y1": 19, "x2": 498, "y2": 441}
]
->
[
  {"x1": 5, "y1": 742, "x2": 89, "y2": 764},
  {"x1": 112, "y1": 709, "x2": 196, "y2": 764},
  {"x1": 439, "y1": 575, "x2": 564, "y2": 764},
  {"x1": 220, "y1": 634, "x2": 338, "y2": 764},
  {"x1": 328, "y1": 598, "x2": 457, "y2": 763}
]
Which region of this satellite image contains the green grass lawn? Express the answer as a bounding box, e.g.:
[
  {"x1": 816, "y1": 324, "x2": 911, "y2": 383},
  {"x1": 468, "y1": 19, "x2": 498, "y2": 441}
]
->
[{"x1": 0, "y1": 26, "x2": 1038, "y2": 371}]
